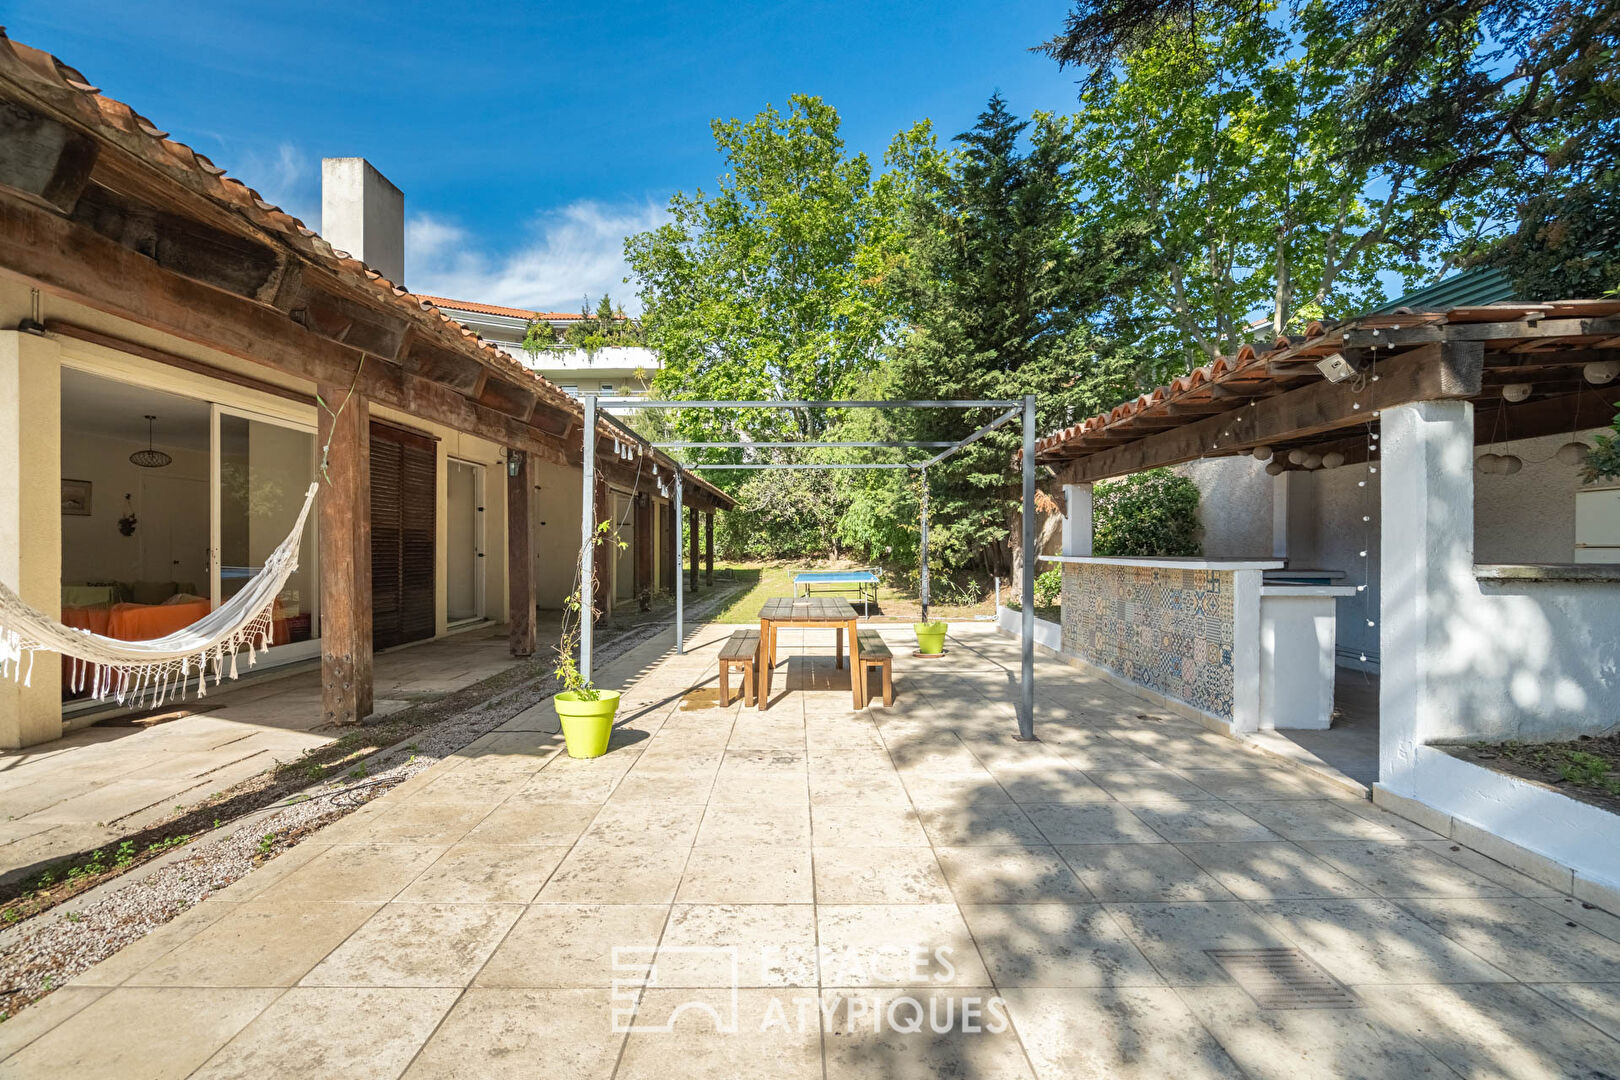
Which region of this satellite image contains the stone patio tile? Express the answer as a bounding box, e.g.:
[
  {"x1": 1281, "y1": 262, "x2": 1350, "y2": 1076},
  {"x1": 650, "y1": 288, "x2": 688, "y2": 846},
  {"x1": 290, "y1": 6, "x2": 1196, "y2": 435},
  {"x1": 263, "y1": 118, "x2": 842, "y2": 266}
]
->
[
  {"x1": 537, "y1": 840, "x2": 691, "y2": 903},
  {"x1": 812, "y1": 803, "x2": 929, "y2": 847},
  {"x1": 341, "y1": 800, "x2": 493, "y2": 845},
  {"x1": 1414, "y1": 839, "x2": 1567, "y2": 896},
  {"x1": 960, "y1": 903, "x2": 1161, "y2": 988},
  {"x1": 1359, "y1": 982, "x2": 1620, "y2": 1078},
  {"x1": 617, "y1": 988, "x2": 822, "y2": 1080},
  {"x1": 888, "y1": 740, "x2": 985, "y2": 776},
  {"x1": 817, "y1": 904, "x2": 992, "y2": 986},
  {"x1": 819, "y1": 987, "x2": 1035, "y2": 1080},
  {"x1": 395, "y1": 842, "x2": 567, "y2": 903},
  {"x1": 253, "y1": 842, "x2": 446, "y2": 904},
  {"x1": 1223, "y1": 800, "x2": 1413, "y2": 843},
  {"x1": 68, "y1": 899, "x2": 235, "y2": 987},
  {"x1": 1057, "y1": 844, "x2": 1235, "y2": 902},
  {"x1": 1176, "y1": 842, "x2": 1374, "y2": 900},
  {"x1": 916, "y1": 802, "x2": 1047, "y2": 846},
  {"x1": 1001, "y1": 986, "x2": 1245, "y2": 1079},
  {"x1": 1537, "y1": 892, "x2": 1620, "y2": 943},
  {"x1": 1178, "y1": 986, "x2": 1455, "y2": 1079},
  {"x1": 676, "y1": 844, "x2": 814, "y2": 903},
  {"x1": 407, "y1": 767, "x2": 538, "y2": 805},
  {"x1": 610, "y1": 771, "x2": 720, "y2": 804},
  {"x1": 0, "y1": 986, "x2": 280, "y2": 1080},
  {"x1": 1083, "y1": 769, "x2": 1218, "y2": 804},
  {"x1": 989, "y1": 765, "x2": 1116, "y2": 805},
  {"x1": 804, "y1": 715, "x2": 885, "y2": 750},
  {"x1": 0, "y1": 985, "x2": 108, "y2": 1060},
  {"x1": 708, "y1": 773, "x2": 811, "y2": 806},
  {"x1": 1048, "y1": 739, "x2": 1167, "y2": 772},
  {"x1": 462, "y1": 800, "x2": 598, "y2": 846},
  {"x1": 1529, "y1": 981, "x2": 1620, "y2": 1036},
  {"x1": 935, "y1": 845, "x2": 1093, "y2": 905},
  {"x1": 814, "y1": 847, "x2": 952, "y2": 904},
  {"x1": 475, "y1": 903, "x2": 670, "y2": 987},
  {"x1": 1298, "y1": 840, "x2": 1518, "y2": 898},
  {"x1": 654, "y1": 904, "x2": 819, "y2": 987},
  {"x1": 300, "y1": 902, "x2": 521, "y2": 987},
  {"x1": 1251, "y1": 898, "x2": 1513, "y2": 985},
  {"x1": 902, "y1": 774, "x2": 1014, "y2": 807},
  {"x1": 1023, "y1": 803, "x2": 1163, "y2": 846},
  {"x1": 584, "y1": 800, "x2": 706, "y2": 846},
  {"x1": 1103, "y1": 902, "x2": 1303, "y2": 986},
  {"x1": 189, "y1": 986, "x2": 459, "y2": 1080},
  {"x1": 809, "y1": 771, "x2": 913, "y2": 807},
  {"x1": 401, "y1": 988, "x2": 626, "y2": 1079},
  {"x1": 697, "y1": 799, "x2": 812, "y2": 846},
  {"x1": 1130, "y1": 801, "x2": 1280, "y2": 843},
  {"x1": 513, "y1": 763, "x2": 632, "y2": 803},
  {"x1": 1398, "y1": 897, "x2": 1620, "y2": 983},
  {"x1": 1178, "y1": 767, "x2": 1361, "y2": 802},
  {"x1": 123, "y1": 900, "x2": 379, "y2": 987}
]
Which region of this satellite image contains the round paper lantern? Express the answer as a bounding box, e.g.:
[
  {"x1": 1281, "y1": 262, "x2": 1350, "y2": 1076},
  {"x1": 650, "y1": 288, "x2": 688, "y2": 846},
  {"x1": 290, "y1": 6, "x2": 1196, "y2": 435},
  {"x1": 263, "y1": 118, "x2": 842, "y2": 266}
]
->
[
  {"x1": 1556, "y1": 441, "x2": 1590, "y2": 465},
  {"x1": 1475, "y1": 454, "x2": 1501, "y2": 474},
  {"x1": 1501, "y1": 383, "x2": 1532, "y2": 402},
  {"x1": 1287, "y1": 448, "x2": 1308, "y2": 465},
  {"x1": 1252, "y1": 445, "x2": 1273, "y2": 461},
  {"x1": 1264, "y1": 461, "x2": 1286, "y2": 476},
  {"x1": 1498, "y1": 454, "x2": 1523, "y2": 474},
  {"x1": 1303, "y1": 453, "x2": 1323, "y2": 470},
  {"x1": 1321, "y1": 452, "x2": 1346, "y2": 469}
]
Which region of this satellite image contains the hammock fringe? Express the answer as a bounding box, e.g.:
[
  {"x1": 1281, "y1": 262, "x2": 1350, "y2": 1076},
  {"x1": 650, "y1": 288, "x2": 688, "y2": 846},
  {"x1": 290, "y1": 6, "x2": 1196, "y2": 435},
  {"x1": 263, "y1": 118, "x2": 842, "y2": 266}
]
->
[{"x1": 0, "y1": 483, "x2": 318, "y2": 708}]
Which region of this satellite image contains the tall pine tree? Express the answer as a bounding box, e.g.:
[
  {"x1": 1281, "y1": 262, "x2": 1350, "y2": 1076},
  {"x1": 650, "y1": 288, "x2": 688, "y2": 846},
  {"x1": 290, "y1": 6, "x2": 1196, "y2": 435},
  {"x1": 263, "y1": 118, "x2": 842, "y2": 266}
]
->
[{"x1": 838, "y1": 95, "x2": 1152, "y2": 577}]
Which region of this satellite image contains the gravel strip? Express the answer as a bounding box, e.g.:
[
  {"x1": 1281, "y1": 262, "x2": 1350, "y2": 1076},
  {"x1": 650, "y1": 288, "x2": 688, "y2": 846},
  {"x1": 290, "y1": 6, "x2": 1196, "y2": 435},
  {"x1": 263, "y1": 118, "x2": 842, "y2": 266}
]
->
[{"x1": 0, "y1": 596, "x2": 726, "y2": 1017}]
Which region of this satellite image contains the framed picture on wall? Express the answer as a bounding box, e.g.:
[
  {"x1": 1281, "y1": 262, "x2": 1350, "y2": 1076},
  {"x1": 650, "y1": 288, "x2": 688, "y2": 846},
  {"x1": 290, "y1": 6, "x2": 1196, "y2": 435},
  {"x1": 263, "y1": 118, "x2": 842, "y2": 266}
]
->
[{"x1": 62, "y1": 479, "x2": 92, "y2": 516}]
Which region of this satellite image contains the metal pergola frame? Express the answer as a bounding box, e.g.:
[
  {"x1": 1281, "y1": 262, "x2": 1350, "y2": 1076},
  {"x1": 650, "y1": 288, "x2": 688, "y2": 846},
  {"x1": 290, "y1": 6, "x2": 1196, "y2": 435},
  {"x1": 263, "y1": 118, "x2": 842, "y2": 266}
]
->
[{"x1": 578, "y1": 395, "x2": 1040, "y2": 739}]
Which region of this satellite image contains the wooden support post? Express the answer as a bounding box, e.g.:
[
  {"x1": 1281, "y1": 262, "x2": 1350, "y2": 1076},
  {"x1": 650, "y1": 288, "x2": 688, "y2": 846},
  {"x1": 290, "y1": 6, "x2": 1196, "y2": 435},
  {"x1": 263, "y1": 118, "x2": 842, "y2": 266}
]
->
[
  {"x1": 634, "y1": 493, "x2": 652, "y2": 604},
  {"x1": 704, "y1": 511, "x2": 714, "y2": 585},
  {"x1": 593, "y1": 477, "x2": 611, "y2": 620},
  {"x1": 507, "y1": 450, "x2": 534, "y2": 657},
  {"x1": 318, "y1": 382, "x2": 372, "y2": 724},
  {"x1": 689, "y1": 503, "x2": 700, "y2": 593}
]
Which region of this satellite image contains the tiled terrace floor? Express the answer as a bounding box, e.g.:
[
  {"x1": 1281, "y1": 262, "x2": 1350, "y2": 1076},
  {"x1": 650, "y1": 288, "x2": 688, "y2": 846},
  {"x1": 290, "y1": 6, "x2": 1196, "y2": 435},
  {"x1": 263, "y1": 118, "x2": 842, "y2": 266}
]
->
[
  {"x1": 3, "y1": 623, "x2": 1619, "y2": 1078},
  {"x1": 0, "y1": 626, "x2": 522, "y2": 880}
]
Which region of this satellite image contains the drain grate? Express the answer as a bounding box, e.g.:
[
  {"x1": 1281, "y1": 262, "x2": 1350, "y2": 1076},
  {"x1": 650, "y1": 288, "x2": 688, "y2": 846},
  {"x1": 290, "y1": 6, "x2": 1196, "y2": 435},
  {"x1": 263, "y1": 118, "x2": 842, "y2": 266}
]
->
[{"x1": 1205, "y1": 948, "x2": 1359, "y2": 1010}]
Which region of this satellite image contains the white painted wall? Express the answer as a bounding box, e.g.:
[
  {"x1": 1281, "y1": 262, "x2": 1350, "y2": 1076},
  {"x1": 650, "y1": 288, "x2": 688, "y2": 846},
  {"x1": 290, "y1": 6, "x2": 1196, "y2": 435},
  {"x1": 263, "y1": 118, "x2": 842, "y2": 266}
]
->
[
  {"x1": 60, "y1": 433, "x2": 209, "y2": 587},
  {"x1": 1381, "y1": 400, "x2": 1620, "y2": 804},
  {"x1": 321, "y1": 157, "x2": 405, "y2": 286},
  {"x1": 533, "y1": 464, "x2": 583, "y2": 609},
  {"x1": 1475, "y1": 428, "x2": 1611, "y2": 563},
  {"x1": 1177, "y1": 456, "x2": 1272, "y2": 555}
]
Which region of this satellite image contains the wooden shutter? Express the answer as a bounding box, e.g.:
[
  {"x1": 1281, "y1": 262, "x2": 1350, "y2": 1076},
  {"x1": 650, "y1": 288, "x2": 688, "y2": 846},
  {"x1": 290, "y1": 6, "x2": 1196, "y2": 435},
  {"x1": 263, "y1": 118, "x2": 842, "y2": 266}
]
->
[{"x1": 370, "y1": 421, "x2": 437, "y2": 650}]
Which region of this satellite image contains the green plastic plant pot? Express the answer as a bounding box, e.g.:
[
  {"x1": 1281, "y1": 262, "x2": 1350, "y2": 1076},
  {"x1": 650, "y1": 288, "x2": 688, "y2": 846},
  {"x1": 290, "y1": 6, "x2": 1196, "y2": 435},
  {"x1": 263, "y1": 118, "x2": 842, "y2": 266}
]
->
[
  {"x1": 913, "y1": 621, "x2": 948, "y2": 655},
  {"x1": 553, "y1": 690, "x2": 621, "y2": 758}
]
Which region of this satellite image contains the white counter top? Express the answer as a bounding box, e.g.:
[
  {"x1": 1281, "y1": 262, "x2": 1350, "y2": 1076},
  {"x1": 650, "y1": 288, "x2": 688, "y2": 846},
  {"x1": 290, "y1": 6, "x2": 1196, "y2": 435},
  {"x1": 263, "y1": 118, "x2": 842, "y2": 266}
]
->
[
  {"x1": 1260, "y1": 585, "x2": 1359, "y2": 598},
  {"x1": 1041, "y1": 555, "x2": 1285, "y2": 572}
]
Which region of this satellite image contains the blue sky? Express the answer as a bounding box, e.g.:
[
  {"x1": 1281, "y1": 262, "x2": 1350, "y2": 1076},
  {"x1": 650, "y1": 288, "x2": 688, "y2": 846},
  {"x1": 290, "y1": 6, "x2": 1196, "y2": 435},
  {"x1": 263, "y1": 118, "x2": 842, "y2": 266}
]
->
[{"x1": 6, "y1": 1, "x2": 1081, "y2": 311}]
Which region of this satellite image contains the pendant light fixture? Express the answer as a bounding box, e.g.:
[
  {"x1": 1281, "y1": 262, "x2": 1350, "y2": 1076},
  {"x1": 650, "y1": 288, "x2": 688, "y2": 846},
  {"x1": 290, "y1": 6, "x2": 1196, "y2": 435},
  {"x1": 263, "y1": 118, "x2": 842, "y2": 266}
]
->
[{"x1": 129, "y1": 414, "x2": 173, "y2": 469}]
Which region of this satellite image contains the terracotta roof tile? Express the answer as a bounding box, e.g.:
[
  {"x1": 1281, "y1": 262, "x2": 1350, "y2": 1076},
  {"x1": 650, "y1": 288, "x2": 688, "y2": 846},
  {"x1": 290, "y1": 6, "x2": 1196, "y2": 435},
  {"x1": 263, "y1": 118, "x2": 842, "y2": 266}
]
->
[{"x1": 417, "y1": 296, "x2": 589, "y2": 321}]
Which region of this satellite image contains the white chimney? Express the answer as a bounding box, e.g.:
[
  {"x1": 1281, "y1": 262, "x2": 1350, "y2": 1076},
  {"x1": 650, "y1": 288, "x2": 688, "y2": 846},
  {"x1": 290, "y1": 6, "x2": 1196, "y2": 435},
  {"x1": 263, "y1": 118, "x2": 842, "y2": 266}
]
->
[{"x1": 320, "y1": 157, "x2": 405, "y2": 286}]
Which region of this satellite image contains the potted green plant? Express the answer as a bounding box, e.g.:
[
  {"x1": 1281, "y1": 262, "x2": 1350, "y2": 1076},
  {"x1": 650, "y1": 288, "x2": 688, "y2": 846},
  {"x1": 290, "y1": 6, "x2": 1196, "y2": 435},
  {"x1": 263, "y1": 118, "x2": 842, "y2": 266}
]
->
[
  {"x1": 552, "y1": 521, "x2": 624, "y2": 758},
  {"x1": 913, "y1": 619, "x2": 947, "y2": 656}
]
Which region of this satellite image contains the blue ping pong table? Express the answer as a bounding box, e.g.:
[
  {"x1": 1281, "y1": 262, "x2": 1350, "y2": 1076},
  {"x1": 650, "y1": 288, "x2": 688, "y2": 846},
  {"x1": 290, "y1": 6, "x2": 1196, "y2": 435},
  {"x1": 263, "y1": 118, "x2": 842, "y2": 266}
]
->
[{"x1": 794, "y1": 569, "x2": 880, "y2": 616}]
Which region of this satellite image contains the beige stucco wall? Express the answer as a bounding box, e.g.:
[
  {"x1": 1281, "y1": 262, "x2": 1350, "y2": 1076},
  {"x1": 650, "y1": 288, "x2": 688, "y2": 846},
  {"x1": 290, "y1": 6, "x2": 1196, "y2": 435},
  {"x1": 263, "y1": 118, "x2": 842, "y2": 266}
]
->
[
  {"x1": 0, "y1": 329, "x2": 63, "y2": 748},
  {"x1": 0, "y1": 277, "x2": 561, "y2": 746}
]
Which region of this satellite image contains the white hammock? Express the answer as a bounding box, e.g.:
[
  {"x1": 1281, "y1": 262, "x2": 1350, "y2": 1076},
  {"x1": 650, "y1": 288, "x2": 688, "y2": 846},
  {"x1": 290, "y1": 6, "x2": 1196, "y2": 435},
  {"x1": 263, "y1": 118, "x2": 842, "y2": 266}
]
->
[{"x1": 0, "y1": 482, "x2": 320, "y2": 707}]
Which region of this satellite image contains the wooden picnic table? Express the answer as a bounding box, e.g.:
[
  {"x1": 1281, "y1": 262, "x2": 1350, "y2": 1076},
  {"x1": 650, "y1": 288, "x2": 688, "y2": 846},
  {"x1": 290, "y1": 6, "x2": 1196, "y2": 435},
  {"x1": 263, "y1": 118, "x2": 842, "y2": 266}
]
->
[{"x1": 757, "y1": 596, "x2": 863, "y2": 710}]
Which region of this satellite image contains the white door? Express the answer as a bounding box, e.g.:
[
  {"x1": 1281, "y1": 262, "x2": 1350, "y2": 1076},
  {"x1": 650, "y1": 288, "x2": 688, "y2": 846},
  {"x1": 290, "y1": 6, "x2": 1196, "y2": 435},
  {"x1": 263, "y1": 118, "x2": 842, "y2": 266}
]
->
[
  {"x1": 446, "y1": 459, "x2": 486, "y2": 623},
  {"x1": 1576, "y1": 488, "x2": 1620, "y2": 563}
]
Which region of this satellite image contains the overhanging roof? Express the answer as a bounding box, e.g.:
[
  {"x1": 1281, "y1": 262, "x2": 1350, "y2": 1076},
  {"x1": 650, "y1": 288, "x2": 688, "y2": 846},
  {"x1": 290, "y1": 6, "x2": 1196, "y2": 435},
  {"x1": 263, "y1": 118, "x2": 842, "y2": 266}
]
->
[{"x1": 1032, "y1": 301, "x2": 1620, "y2": 483}]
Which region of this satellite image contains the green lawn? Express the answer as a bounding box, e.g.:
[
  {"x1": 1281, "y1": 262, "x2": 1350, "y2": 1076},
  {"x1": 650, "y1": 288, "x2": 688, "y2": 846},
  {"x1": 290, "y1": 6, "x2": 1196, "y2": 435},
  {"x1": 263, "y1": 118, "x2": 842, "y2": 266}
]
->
[{"x1": 707, "y1": 560, "x2": 1000, "y2": 624}]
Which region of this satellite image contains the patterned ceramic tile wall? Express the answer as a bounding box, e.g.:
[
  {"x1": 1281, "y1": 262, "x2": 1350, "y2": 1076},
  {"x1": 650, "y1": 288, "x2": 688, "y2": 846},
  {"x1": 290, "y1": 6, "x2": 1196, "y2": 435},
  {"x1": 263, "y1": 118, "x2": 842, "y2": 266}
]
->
[{"x1": 1060, "y1": 562, "x2": 1236, "y2": 720}]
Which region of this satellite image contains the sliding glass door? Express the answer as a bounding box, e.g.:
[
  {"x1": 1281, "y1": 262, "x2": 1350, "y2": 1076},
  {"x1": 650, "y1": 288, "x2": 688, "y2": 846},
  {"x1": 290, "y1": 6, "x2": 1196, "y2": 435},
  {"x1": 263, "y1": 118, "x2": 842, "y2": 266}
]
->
[{"x1": 211, "y1": 405, "x2": 321, "y2": 662}]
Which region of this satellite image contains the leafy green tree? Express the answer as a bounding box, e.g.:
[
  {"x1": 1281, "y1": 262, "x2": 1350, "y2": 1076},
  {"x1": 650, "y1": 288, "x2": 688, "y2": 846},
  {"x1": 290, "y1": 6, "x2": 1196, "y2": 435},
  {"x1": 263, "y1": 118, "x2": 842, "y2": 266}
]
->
[
  {"x1": 1061, "y1": 1, "x2": 1458, "y2": 368},
  {"x1": 523, "y1": 294, "x2": 644, "y2": 354},
  {"x1": 626, "y1": 96, "x2": 929, "y2": 447},
  {"x1": 1043, "y1": 0, "x2": 1620, "y2": 301},
  {"x1": 838, "y1": 95, "x2": 1155, "y2": 576}
]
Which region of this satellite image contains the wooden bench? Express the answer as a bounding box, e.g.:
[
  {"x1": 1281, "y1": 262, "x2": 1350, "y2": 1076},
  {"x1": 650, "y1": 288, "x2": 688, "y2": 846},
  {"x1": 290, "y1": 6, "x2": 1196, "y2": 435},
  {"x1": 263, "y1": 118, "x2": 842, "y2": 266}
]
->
[
  {"x1": 856, "y1": 629, "x2": 894, "y2": 707},
  {"x1": 718, "y1": 629, "x2": 760, "y2": 707}
]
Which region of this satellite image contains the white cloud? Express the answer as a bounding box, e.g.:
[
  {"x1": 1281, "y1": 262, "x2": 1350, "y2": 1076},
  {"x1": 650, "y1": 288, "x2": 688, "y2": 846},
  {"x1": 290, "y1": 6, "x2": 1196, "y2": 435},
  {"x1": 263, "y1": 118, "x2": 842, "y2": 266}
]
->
[
  {"x1": 406, "y1": 200, "x2": 669, "y2": 314},
  {"x1": 230, "y1": 142, "x2": 319, "y2": 228}
]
